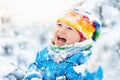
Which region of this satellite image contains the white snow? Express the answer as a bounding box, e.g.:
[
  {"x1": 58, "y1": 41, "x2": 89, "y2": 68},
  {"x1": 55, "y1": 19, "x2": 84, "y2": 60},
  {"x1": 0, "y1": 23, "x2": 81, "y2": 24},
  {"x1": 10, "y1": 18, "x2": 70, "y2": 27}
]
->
[{"x1": 0, "y1": 0, "x2": 120, "y2": 80}]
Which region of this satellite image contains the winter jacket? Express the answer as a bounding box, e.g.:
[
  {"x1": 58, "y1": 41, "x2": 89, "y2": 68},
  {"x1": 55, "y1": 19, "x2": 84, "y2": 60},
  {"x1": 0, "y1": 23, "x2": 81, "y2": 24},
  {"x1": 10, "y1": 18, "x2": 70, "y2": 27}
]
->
[{"x1": 24, "y1": 40, "x2": 103, "y2": 80}]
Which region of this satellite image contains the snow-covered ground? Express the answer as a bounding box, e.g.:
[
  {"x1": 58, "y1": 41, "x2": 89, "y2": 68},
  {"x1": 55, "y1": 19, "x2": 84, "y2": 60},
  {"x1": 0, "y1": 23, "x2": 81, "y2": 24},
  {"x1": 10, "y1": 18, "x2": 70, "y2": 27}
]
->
[{"x1": 0, "y1": 0, "x2": 120, "y2": 80}]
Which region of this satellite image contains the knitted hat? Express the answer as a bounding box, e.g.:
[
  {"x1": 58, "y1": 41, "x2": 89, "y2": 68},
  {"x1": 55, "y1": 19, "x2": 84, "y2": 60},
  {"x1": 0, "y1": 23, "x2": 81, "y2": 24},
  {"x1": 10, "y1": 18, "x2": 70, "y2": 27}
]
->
[{"x1": 57, "y1": 9, "x2": 101, "y2": 41}]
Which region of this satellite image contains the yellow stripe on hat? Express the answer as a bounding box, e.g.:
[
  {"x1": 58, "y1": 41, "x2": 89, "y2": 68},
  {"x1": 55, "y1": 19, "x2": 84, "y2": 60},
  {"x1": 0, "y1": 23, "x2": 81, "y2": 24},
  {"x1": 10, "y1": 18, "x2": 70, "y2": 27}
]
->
[
  {"x1": 78, "y1": 17, "x2": 95, "y2": 39},
  {"x1": 57, "y1": 18, "x2": 80, "y2": 31}
]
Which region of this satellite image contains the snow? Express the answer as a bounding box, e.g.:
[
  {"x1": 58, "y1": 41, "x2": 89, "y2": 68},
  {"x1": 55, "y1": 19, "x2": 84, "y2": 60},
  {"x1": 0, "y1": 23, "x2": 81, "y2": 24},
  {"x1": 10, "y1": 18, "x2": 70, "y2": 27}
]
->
[
  {"x1": 0, "y1": 0, "x2": 120, "y2": 80},
  {"x1": 92, "y1": 25, "x2": 120, "y2": 80}
]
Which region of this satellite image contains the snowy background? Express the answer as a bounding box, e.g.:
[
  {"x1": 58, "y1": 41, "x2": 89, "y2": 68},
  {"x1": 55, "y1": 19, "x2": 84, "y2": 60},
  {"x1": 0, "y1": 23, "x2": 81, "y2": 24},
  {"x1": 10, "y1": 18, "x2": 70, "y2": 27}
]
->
[{"x1": 0, "y1": 0, "x2": 120, "y2": 80}]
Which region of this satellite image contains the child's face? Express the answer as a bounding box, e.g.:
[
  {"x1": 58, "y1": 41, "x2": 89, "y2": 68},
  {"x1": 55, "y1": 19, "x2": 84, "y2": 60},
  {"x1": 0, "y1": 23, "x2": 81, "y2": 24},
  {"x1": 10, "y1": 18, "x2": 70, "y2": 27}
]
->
[{"x1": 53, "y1": 22, "x2": 80, "y2": 46}]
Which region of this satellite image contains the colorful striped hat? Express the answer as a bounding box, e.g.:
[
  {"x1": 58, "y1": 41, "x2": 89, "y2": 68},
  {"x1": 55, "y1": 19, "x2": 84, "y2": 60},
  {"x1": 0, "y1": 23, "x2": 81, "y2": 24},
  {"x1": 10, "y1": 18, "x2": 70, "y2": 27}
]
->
[{"x1": 57, "y1": 9, "x2": 101, "y2": 41}]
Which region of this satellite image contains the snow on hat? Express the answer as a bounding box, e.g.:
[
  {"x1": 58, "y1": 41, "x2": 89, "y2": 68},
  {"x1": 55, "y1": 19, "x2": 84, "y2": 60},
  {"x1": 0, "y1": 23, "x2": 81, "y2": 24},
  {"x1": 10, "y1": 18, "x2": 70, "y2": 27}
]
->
[{"x1": 57, "y1": 8, "x2": 101, "y2": 41}]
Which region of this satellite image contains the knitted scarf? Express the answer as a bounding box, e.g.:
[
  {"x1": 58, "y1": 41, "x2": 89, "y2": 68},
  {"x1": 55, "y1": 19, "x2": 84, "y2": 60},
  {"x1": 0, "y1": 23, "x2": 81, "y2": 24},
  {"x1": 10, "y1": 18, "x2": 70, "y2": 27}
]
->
[{"x1": 48, "y1": 39, "x2": 94, "y2": 63}]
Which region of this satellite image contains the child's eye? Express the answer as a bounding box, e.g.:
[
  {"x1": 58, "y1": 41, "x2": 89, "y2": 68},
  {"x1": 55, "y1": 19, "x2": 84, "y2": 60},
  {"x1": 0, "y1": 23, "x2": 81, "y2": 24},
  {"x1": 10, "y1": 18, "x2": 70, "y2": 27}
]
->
[
  {"x1": 57, "y1": 23, "x2": 62, "y2": 27},
  {"x1": 67, "y1": 27, "x2": 73, "y2": 30}
]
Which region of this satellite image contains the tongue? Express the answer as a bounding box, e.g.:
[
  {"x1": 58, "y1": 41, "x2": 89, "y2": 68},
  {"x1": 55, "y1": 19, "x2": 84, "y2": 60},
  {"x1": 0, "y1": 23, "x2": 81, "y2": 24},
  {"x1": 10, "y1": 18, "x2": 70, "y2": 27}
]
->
[{"x1": 58, "y1": 37, "x2": 66, "y2": 42}]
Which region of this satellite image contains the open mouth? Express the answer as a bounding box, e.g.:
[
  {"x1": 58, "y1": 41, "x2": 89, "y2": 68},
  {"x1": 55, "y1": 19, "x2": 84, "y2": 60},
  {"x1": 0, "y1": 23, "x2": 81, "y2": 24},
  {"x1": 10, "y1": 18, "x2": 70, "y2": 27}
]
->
[{"x1": 57, "y1": 36, "x2": 66, "y2": 43}]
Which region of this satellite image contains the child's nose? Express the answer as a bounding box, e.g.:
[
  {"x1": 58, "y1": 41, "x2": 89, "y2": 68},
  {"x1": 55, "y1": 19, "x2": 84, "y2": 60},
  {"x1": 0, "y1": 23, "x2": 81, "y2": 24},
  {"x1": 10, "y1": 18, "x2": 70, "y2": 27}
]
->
[{"x1": 59, "y1": 27, "x2": 66, "y2": 34}]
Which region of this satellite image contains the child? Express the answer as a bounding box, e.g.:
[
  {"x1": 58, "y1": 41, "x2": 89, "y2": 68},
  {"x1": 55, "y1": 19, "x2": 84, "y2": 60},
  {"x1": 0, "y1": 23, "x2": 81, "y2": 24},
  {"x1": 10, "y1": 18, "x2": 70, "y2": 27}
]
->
[{"x1": 24, "y1": 8, "x2": 103, "y2": 80}]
